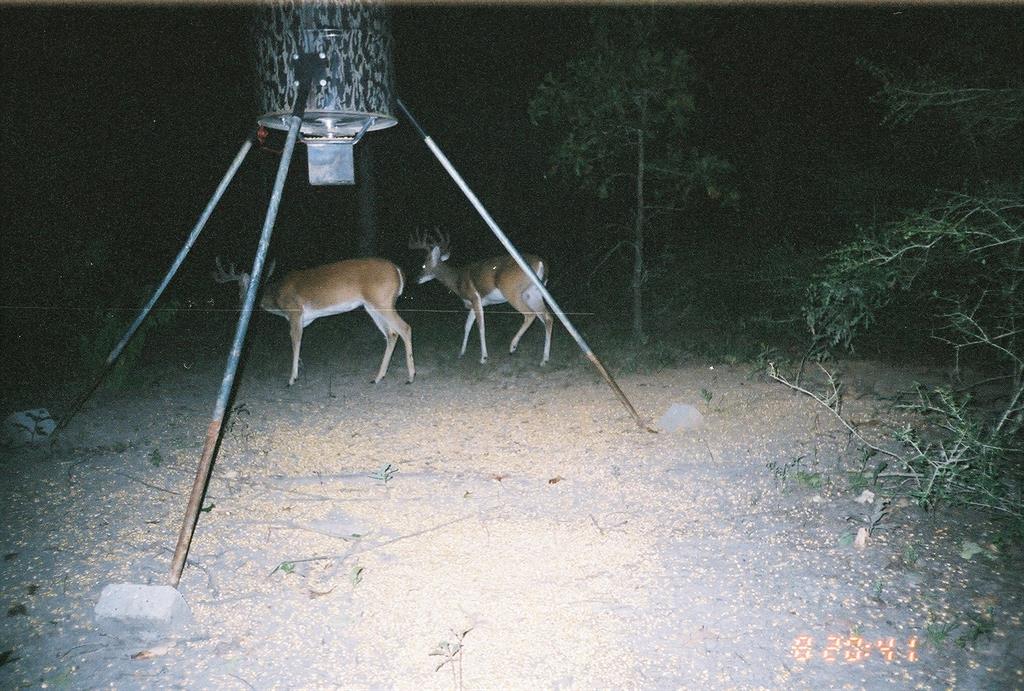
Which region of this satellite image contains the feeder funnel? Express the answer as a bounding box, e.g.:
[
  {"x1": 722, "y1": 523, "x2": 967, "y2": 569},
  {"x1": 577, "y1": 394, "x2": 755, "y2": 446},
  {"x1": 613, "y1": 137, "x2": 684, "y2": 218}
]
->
[{"x1": 253, "y1": 0, "x2": 396, "y2": 185}]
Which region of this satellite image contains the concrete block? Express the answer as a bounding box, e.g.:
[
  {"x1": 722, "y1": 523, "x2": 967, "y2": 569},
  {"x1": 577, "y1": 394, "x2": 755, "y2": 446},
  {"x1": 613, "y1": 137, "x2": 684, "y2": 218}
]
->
[{"x1": 94, "y1": 582, "x2": 193, "y2": 641}]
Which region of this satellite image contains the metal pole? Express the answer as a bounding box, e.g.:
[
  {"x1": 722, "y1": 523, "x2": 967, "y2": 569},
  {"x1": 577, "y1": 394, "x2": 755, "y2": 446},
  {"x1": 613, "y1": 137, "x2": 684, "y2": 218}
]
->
[
  {"x1": 169, "y1": 52, "x2": 325, "y2": 587},
  {"x1": 53, "y1": 134, "x2": 257, "y2": 440},
  {"x1": 168, "y1": 117, "x2": 302, "y2": 586},
  {"x1": 395, "y1": 98, "x2": 655, "y2": 432}
]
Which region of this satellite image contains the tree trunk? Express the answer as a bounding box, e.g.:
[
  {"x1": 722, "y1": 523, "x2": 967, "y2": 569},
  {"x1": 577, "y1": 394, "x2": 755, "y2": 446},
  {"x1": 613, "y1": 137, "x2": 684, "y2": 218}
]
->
[
  {"x1": 632, "y1": 126, "x2": 646, "y2": 345},
  {"x1": 357, "y1": 140, "x2": 378, "y2": 257}
]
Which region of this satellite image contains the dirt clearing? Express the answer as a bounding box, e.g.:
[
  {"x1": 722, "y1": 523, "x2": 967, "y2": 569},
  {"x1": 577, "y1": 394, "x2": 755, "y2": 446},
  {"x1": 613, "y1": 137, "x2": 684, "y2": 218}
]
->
[{"x1": 1, "y1": 333, "x2": 1021, "y2": 689}]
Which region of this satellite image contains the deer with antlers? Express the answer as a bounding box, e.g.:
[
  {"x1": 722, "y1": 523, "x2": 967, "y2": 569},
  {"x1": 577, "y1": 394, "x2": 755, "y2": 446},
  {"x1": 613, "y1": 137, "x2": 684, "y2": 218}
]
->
[
  {"x1": 213, "y1": 257, "x2": 414, "y2": 386},
  {"x1": 409, "y1": 229, "x2": 553, "y2": 365}
]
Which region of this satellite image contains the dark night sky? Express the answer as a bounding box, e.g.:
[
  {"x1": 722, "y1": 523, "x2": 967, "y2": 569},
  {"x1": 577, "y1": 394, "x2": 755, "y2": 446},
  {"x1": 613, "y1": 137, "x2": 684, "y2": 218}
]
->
[{"x1": 1, "y1": 3, "x2": 1021, "y2": 388}]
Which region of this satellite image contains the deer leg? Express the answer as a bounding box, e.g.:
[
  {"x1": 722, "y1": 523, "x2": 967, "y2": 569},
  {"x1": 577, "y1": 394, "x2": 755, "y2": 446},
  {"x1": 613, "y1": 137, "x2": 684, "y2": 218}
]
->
[
  {"x1": 366, "y1": 308, "x2": 400, "y2": 384},
  {"x1": 508, "y1": 287, "x2": 552, "y2": 365},
  {"x1": 471, "y1": 294, "x2": 488, "y2": 364},
  {"x1": 527, "y1": 293, "x2": 554, "y2": 365},
  {"x1": 509, "y1": 313, "x2": 536, "y2": 355},
  {"x1": 532, "y1": 263, "x2": 553, "y2": 364},
  {"x1": 460, "y1": 309, "x2": 476, "y2": 358},
  {"x1": 287, "y1": 314, "x2": 303, "y2": 386},
  {"x1": 395, "y1": 315, "x2": 415, "y2": 384},
  {"x1": 542, "y1": 310, "x2": 553, "y2": 364},
  {"x1": 372, "y1": 307, "x2": 415, "y2": 384}
]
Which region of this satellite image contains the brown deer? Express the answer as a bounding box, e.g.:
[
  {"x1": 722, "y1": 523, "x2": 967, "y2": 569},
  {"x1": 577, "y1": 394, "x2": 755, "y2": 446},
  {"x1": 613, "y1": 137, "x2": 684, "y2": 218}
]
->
[
  {"x1": 409, "y1": 229, "x2": 553, "y2": 365},
  {"x1": 213, "y1": 257, "x2": 414, "y2": 386}
]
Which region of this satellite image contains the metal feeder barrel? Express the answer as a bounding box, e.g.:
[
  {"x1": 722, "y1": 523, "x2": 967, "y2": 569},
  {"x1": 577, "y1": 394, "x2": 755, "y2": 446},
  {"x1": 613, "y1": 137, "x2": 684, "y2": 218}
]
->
[{"x1": 253, "y1": 0, "x2": 397, "y2": 139}]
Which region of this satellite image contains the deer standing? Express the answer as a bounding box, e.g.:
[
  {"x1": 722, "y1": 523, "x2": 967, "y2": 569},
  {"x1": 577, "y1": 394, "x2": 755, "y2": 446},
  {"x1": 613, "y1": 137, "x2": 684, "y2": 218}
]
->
[
  {"x1": 409, "y1": 230, "x2": 553, "y2": 365},
  {"x1": 213, "y1": 257, "x2": 415, "y2": 386}
]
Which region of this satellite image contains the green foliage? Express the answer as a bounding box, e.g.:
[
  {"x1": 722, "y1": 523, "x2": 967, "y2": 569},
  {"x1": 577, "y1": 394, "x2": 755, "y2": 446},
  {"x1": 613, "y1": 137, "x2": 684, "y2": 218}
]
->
[
  {"x1": 805, "y1": 191, "x2": 1024, "y2": 364},
  {"x1": 796, "y1": 189, "x2": 1024, "y2": 519},
  {"x1": 789, "y1": 46, "x2": 1024, "y2": 521},
  {"x1": 803, "y1": 240, "x2": 895, "y2": 354},
  {"x1": 956, "y1": 609, "x2": 995, "y2": 648},
  {"x1": 890, "y1": 386, "x2": 1022, "y2": 517},
  {"x1": 529, "y1": 13, "x2": 694, "y2": 191},
  {"x1": 901, "y1": 543, "x2": 920, "y2": 568},
  {"x1": 793, "y1": 470, "x2": 822, "y2": 490},
  {"x1": 530, "y1": 14, "x2": 735, "y2": 207},
  {"x1": 431, "y1": 627, "x2": 471, "y2": 690},
  {"x1": 638, "y1": 236, "x2": 814, "y2": 362},
  {"x1": 76, "y1": 288, "x2": 182, "y2": 389},
  {"x1": 859, "y1": 57, "x2": 1024, "y2": 144},
  {"x1": 592, "y1": 332, "x2": 686, "y2": 374},
  {"x1": 805, "y1": 189, "x2": 1023, "y2": 368},
  {"x1": 370, "y1": 463, "x2": 400, "y2": 485},
  {"x1": 766, "y1": 455, "x2": 806, "y2": 488},
  {"x1": 530, "y1": 9, "x2": 736, "y2": 344},
  {"x1": 925, "y1": 621, "x2": 957, "y2": 647}
]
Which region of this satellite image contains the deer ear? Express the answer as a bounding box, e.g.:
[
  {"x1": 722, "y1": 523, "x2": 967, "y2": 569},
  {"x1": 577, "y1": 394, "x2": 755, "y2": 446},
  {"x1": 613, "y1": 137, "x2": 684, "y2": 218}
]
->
[
  {"x1": 441, "y1": 251, "x2": 450, "y2": 262},
  {"x1": 430, "y1": 246, "x2": 442, "y2": 262}
]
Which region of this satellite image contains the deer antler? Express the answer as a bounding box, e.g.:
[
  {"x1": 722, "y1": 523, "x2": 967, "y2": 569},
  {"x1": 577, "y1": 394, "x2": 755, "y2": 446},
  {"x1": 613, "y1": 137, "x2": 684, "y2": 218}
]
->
[
  {"x1": 212, "y1": 257, "x2": 275, "y2": 284},
  {"x1": 212, "y1": 256, "x2": 244, "y2": 284},
  {"x1": 408, "y1": 227, "x2": 451, "y2": 254},
  {"x1": 408, "y1": 227, "x2": 432, "y2": 250}
]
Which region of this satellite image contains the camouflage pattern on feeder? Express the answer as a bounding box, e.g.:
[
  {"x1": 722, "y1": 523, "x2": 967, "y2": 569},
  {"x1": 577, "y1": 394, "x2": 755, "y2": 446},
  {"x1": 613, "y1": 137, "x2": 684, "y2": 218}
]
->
[
  {"x1": 253, "y1": 0, "x2": 396, "y2": 138},
  {"x1": 253, "y1": 0, "x2": 396, "y2": 184}
]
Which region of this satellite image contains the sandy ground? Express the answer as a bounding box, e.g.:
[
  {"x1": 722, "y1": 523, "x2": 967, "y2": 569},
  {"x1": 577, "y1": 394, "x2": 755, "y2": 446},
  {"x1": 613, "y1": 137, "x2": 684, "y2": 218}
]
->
[{"x1": 1, "y1": 316, "x2": 1022, "y2": 689}]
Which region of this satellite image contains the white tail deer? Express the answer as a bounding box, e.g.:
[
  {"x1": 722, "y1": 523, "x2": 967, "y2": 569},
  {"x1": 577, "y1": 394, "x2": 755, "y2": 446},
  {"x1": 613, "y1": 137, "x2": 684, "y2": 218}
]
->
[
  {"x1": 409, "y1": 229, "x2": 553, "y2": 365},
  {"x1": 213, "y1": 257, "x2": 414, "y2": 386}
]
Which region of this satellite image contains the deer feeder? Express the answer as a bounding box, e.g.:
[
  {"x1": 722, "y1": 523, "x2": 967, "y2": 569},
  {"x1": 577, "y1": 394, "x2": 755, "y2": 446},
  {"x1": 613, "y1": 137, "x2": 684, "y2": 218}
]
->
[
  {"x1": 71, "y1": 0, "x2": 652, "y2": 601},
  {"x1": 253, "y1": 0, "x2": 396, "y2": 185}
]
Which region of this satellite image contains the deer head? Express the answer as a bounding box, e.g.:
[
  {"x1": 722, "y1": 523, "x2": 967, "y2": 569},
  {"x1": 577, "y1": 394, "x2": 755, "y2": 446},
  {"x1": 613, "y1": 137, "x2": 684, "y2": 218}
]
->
[
  {"x1": 408, "y1": 228, "x2": 451, "y2": 284},
  {"x1": 212, "y1": 256, "x2": 275, "y2": 303}
]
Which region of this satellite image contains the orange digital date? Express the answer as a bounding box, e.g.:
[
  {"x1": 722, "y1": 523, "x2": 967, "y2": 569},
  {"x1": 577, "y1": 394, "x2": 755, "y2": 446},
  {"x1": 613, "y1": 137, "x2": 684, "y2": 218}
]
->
[{"x1": 791, "y1": 634, "x2": 919, "y2": 663}]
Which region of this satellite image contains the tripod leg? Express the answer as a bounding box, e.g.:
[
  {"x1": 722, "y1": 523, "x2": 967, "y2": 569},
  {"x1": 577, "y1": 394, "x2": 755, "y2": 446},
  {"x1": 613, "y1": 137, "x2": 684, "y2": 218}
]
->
[
  {"x1": 169, "y1": 51, "x2": 327, "y2": 588},
  {"x1": 168, "y1": 116, "x2": 303, "y2": 587},
  {"x1": 395, "y1": 98, "x2": 655, "y2": 433},
  {"x1": 53, "y1": 133, "x2": 257, "y2": 440}
]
